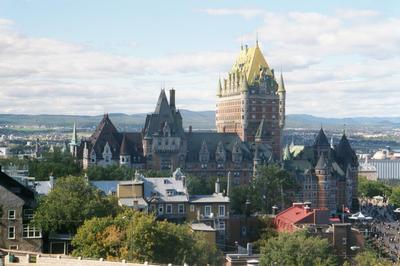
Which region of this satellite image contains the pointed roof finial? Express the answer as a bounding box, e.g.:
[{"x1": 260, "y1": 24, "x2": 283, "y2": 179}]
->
[
  {"x1": 343, "y1": 124, "x2": 346, "y2": 136},
  {"x1": 256, "y1": 31, "x2": 259, "y2": 47}
]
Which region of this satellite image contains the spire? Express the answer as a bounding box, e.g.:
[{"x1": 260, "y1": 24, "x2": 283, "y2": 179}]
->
[
  {"x1": 282, "y1": 144, "x2": 292, "y2": 161},
  {"x1": 120, "y1": 133, "x2": 129, "y2": 156},
  {"x1": 313, "y1": 128, "x2": 330, "y2": 147},
  {"x1": 278, "y1": 72, "x2": 285, "y2": 93},
  {"x1": 217, "y1": 78, "x2": 222, "y2": 96},
  {"x1": 154, "y1": 89, "x2": 171, "y2": 115},
  {"x1": 336, "y1": 133, "x2": 358, "y2": 167}
]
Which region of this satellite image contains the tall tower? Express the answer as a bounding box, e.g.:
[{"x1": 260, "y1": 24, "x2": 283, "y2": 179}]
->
[
  {"x1": 216, "y1": 42, "x2": 284, "y2": 159},
  {"x1": 70, "y1": 122, "x2": 78, "y2": 156}
]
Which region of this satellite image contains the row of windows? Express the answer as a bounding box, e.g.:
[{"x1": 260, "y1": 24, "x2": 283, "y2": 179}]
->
[
  {"x1": 6, "y1": 209, "x2": 34, "y2": 220},
  {"x1": 7, "y1": 225, "x2": 42, "y2": 239}
]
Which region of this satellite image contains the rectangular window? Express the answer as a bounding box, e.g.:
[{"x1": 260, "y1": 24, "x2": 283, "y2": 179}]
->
[
  {"x1": 23, "y1": 224, "x2": 42, "y2": 238},
  {"x1": 219, "y1": 221, "x2": 226, "y2": 231},
  {"x1": 178, "y1": 204, "x2": 185, "y2": 214},
  {"x1": 24, "y1": 209, "x2": 34, "y2": 220},
  {"x1": 166, "y1": 204, "x2": 172, "y2": 214},
  {"x1": 158, "y1": 204, "x2": 164, "y2": 214},
  {"x1": 9, "y1": 245, "x2": 18, "y2": 250},
  {"x1": 8, "y1": 226, "x2": 15, "y2": 239},
  {"x1": 8, "y1": 210, "x2": 16, "y2": 220},
  {"x1": 218, "y1": 205, "x2": 225, "y2": 217},
  {"x1": 205, "y1": 205, "x2": 211, "y2": 217},
  {"x1": 190, "y1": 205, "x2": 195, "y2": 212}
]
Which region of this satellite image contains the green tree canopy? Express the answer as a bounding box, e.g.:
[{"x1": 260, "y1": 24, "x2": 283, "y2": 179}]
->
[
  {"x1": 230, "y1": 165, "x2": 297, "y2": 214},
  {"x1": 259, "y1": 231, "x2": 337, "y2": 266},
  {"x1": 72, "y1": 210, "x2": 222, "y2": 265},
  {"x1": 353, "y1": 251, "x2": 391, "y2": 266},
  {"x1": 34, "y1": 175, "x2": 120, "y2": 234},
  {"x1": 29, "y1": 151, "x2": 82, "y2": 180},
  {"x1": 358, "y1": 176, "x2": 391, "y2": 198}
]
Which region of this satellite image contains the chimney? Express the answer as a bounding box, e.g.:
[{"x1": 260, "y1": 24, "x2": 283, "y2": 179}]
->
[
  {"x1": 247, "y1": 243, "x2": 253, "y2": 256},
  {"x1": 215, "y1": 178, "x2": 220, "y2": 194},
  {"x1": 169, "y1": 89, "x2": 175, "y2": 111}
]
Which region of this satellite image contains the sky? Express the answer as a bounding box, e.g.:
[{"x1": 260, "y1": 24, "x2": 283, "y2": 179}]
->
[{"x1": 0, "y1": 0, "x2": 399, "y2": 117}]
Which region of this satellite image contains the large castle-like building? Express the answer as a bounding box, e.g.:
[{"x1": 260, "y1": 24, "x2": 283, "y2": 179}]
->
[
  {"x1": 75, "y1": 43, "x2": 284, "y2": 185},
  {"x1": 73, "y1": 42, "x2": 359, "y2": 213}
]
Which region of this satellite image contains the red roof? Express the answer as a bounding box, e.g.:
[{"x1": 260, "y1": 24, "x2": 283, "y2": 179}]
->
[{"x1": 275, "y1": 203, "x2": 329, "y2": 232}]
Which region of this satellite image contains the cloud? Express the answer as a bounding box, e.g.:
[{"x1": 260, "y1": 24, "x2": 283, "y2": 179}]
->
[
  {"x1": 0, "y1": 8, "x2": 400, "y2": 118},
  {"x1": 197, "y1": 8, "x2": 264, "y2": 19}
]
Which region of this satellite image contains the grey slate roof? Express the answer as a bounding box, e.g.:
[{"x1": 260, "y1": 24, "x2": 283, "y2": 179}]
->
[{"x1": 185, "y1": 132, "x2": 255, "y2": 162}]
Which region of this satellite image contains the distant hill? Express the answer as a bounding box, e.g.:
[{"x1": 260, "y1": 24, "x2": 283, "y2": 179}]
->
[{"x1": 1, "y1": 112, "x2": 399, "y2": 131}]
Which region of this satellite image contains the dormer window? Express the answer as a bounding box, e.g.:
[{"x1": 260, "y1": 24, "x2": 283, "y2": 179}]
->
[{"x1": 167, "y1": 189, "x2": 175, "y2": 196}]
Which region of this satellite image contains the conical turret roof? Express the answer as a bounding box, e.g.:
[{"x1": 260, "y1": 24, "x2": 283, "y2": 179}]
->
[
  {"x1": 313, "y1": 128, "x2": 330, "y2": 147},
  {"x1": 336, "y1": 134, "x2": 358, "y2": 167},
  {"x1": 315, "y1": 153, "x2": 329, "y2": 170},
  {"x1": 120, "y1": 133, "x2": 130, "y2": 156},
  {"x1": 154, "y1": 89, "x2": 171, "y2": 115}
]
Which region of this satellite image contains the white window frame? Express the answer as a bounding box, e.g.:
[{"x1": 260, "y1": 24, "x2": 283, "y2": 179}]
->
[
  {"x1": 204, "y1": 205, "x2": 211, "y2": 217},
  {"x1": 218, "y1": 205, "x2": 225, "y2": 217},
  {"x1": 8, "y1": 210, "x2": 16, "y2": 220},
  {"x1": 166, "y1": 204, "x2": 172, "y2": 214},
  {"x1": 178, "y1": 204, "x2": 185, "y2": 214},
  {"x1": 190, "y1": 204, "x2": 195, "y2": 212},
  {"x1": 8, "y1": 226, "x2": 16, "y2": 239},
  {"x1": 23, "y1": 224, "x2": 42, "y2": 238},
  {"x1": 158, "y1": 204, "x2": 164, "y2": 214}
]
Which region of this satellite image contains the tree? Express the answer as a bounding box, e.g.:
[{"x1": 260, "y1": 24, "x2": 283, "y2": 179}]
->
[
  {"x1": 358, "y1": 176, "x2": 391, "y2": 199},
  {"x1": 34, "y1": 175, "x2": 120, "y2": 234},
  {"x1": 72, "y1": 209, "x2": 222, "y2": 265},
  {"x1": 86, "y1": 165, "x2": 134, "y2": 180},
  {"x1": 389, "y1": 186, "x2": 400, "y2": 207},
  {"x1": 230, "y1": 165, "x2": 297, "y2": 214},
  {"x1": 29, "y1": 150, "x2": 82, "y2": 180},
  {"x1": 186, "y1": 175, "x2": 227, "y2": 195},
  {"x1": 259, "y1": 231, "x2": 337, "y2": 266},
  {"x1": 353, "y1": 251, "x2": 391, "y2": 266}
]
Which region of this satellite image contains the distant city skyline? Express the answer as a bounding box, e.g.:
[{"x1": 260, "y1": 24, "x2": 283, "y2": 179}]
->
[{"x1": 0, "y1": 0, "x2": 399, "y2": 117}]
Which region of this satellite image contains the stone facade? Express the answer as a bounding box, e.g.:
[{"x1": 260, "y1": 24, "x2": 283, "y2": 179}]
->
[{"x1": 0, "y1": 167, "x2": 42, "y2": 252}]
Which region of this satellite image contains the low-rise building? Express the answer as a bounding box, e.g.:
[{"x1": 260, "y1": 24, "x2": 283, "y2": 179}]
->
[{"x1": 0, "y1": 166, "x2": 42, "y2": 252}]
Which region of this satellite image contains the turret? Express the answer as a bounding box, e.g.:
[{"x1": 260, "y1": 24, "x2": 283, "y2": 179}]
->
[
  {"x1": 217, "y1": 78, "x2": 222, "y2": 97},
  {"x1": 277, "y1": 73, "x2": 286, "y2": 129},
  {"x1": 119, "y1": 134, "x2": 131, "y2": 167},
  {"x1": 69, "y1": 122, "x2": 78, "y2": 156}
]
